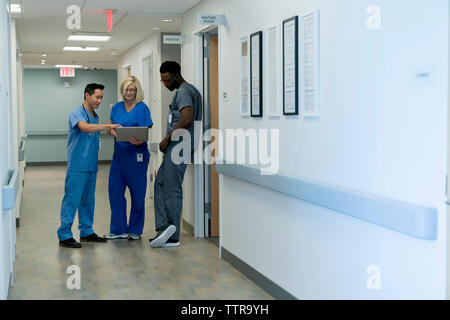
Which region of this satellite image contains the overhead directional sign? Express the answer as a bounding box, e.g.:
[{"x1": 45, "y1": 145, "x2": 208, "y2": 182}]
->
[
  {"x1": 198, "y1": 14, "x2": 225, "y2": 25},
  {"x1": 163, "y1": 35, "x2": 184, "y2": 45}
]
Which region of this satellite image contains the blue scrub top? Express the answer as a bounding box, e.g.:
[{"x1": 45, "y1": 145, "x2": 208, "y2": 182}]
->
[
  {"x1": 67, "y1": 105, "x2": 100, "y2": 172},
  {"x1": 110, "y1": 101, "x2": 153, "y2": 157}
]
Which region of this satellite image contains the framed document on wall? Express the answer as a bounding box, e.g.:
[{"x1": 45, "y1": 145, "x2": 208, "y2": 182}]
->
[
  {"x1": 250, "y1": 31, "x2": 263, "y2": 117},
  {"x1": 265, "y1": 24, "x2": 282, "y2": 117},
  {"x1": 240, "y1": 36, "x2": 251, "y2": 116},
  {"x1": 282, "y1": 16, "x2": 299, "y2": 116},
  {"x1": 301, "y1": 10, "x2": 320, "y2": 117}
]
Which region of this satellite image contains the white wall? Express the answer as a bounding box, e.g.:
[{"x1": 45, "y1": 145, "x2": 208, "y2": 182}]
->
[
  {"x1": 11, "y1": 18, "x2": 24, "y2": 223},
  {"x1": 183, "y1": 0, "x2": 449, "y2": 299},
  {"x1": 0, "y1": 0, "x2": 16, "y2": 299}
]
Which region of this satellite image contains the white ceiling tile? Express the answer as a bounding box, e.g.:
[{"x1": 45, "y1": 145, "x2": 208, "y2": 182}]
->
[
  {"x1": 141, "y1": 0, "x2": 202, "y2": 14},
  {"x1": 16, "y1": 0, "x2": 198, "y2": 68}
]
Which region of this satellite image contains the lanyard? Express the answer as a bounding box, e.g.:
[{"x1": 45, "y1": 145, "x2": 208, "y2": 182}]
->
[
  {"x1": 83, "y1": 107, "x2": 93, "y2": 137},
  {"x1": 83, "y1": 107, "x2": 91, "y2": 124}
]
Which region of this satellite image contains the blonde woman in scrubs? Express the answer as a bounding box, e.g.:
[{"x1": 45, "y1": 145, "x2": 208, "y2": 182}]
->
[{"x1": 105, "y1": 76, "x2": 153, "y2": 240}]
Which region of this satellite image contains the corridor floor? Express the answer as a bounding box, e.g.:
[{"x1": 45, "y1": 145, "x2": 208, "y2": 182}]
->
[{"x1": 8, "y1": 165, "x2": 273, "y2": 300}]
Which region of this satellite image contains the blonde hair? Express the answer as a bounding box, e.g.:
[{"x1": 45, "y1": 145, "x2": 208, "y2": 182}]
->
[{"x1": 120, "y1": 75, "x2": 144, "y2": 104}]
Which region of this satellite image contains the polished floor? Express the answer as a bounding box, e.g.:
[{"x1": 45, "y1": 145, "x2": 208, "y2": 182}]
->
[{"x1": 8, "y1": 165, "x2": 273, "y2": 300}]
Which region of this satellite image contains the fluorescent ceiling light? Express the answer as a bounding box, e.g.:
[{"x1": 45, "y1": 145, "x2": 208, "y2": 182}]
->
[
  {"x1": 55, "y1": 65, "x2": 82, "y2": 68},
  {"x1": 63, "y1": 47, "x2": 100, "y2": 52},
  {"x1": 153, "y1": 27, "x2": 160, "y2": 30},
  {"x1": 160, "y1": 19, "x2": 174, "y2": 22},
  {"x1": 42, "y1": 54, "x2": 47, "y2": 57},
  {"x1": 9, "y1": 4, "x2": 21, "y2": 13},
  {"x1": 68, "y1": 35, "x2": 111, "y2": 42}
]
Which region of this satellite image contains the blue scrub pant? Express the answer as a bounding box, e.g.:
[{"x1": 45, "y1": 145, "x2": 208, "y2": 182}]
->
[
  {"x1": 154, "y1": 142, "x2": 188, "y2": 241},
  {"x1": 108, "y1": 151, "x2": 149, "y2": 235},
  {"x1": 57, "y1": 170, "x2": 97, "y2": 241}
]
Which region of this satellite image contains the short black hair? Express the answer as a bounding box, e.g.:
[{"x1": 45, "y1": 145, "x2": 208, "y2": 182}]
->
[
  {"x1": 160, "y1": 61, "x2": 181, "y2": 76},
  {"x1": 84, "y1": 83, "x2": 104, "y2": 99}
]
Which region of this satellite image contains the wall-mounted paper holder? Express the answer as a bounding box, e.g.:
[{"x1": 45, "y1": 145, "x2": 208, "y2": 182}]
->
[
  {"x1": 19, "y1": 140, "x2": 27, "y2": 161},
  {"x1": 2, "y1": 169, "x2": 19, "y2": 211}
]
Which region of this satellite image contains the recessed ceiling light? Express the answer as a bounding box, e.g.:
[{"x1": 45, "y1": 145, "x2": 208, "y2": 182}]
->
[
  {"x1": 55, "y1": 65, "x2": 83, "y2": 68},
  {"x1": 68, "y1": 35, "x2": 111, "y2": 42},
  {"x1": 41, "y1": 62, "x2": 45, "y2": 65},
  {"x1": 42, "y1": 54, "x2": 47, "y2": 57},
  {"x1": 160, "y1": 19, "x2": 174, "y2": 22},
  {"x1": 63, "y1": 47, "x2": 100, "y2": 52},
  {"x1": 153, "y1": 27, "x2": 161, "y2": 30},
  {"x1": 41, "y1": 60, "x2": 46, "y2": 63},
  {"x1": 8, "y1": 4, "x2": 21, "y2": 13}
]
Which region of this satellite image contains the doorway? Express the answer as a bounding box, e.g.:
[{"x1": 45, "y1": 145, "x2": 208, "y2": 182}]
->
[
  {"x1": 142, "y1": 53, "x2": 157, "y2": 199},
  {"x1": 202, "y1": 29, "x2": 220, "y2": 243}
]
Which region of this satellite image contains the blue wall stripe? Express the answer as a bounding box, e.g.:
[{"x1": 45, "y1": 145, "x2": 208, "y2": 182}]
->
[{"x1": 216, "y1": 163, "x2": 438, "y2": 240}]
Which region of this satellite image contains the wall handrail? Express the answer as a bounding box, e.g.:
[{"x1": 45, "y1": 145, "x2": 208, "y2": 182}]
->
[
  {"x1": 26, "y1": 131, "x2": 113, "y2": 137},
  {"x1": 216, "y1": 161, "x2": 438, "y2": 240}
]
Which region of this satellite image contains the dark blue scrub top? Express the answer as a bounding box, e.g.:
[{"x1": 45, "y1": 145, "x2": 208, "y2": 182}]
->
[
  {"x1": 67, "y1": 105, "x2": 99, "y2": 172},
  {"x1": 110, "y1": 101, "x2": 153, "y2": 157}
]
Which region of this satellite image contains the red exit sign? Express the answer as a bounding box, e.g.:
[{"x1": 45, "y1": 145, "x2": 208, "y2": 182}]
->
[{"x1": 60, "y1": 67, "x2": 75, "y2": 77}]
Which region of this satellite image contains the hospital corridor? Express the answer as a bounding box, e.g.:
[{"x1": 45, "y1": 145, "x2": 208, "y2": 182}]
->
[
  {"x1": 1, "y1": 0, "x2": 450, "y2": 302},
  {"x1": 8, "y1": 165, "x2": 272, "y2": 299}
]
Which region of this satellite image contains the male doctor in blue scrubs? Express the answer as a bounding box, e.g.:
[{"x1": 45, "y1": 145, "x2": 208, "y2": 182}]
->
[{"x1": 57, "y1": 83, "x2": 120, "y2": 248}]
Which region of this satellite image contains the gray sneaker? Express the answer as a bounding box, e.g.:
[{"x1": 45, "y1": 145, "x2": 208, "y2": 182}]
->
[
  {"x1": 128, "y1": 234, "x2": 141, "y2": 240},
  {"x1": 149, "y1": 225, "x2": 176, "y2": 248},
  {"x1": 104, "y1": 233, "x2": 128, "y2": 239}
]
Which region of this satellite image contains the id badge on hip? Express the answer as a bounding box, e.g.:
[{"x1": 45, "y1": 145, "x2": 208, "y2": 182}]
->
[
  {"x1": 168, "y1": 111, "x2": 173, "y2": 126},
  {"x1": 137, "y1": 152, "x2": 143, "y2": 163}
]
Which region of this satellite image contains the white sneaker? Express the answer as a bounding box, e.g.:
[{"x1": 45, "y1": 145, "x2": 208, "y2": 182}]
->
[
  {"x1": 162, "y1": 240, "x2": 180, "y2": 247},
  {"x1": 104, "y1": 233, "x2": 128, "y2": 239},
  {"x1": 128, "y1": 234, "x2": 141, "y2": 240},
  {"x1": 149, "y1": 225, "x2": 176, "y2": 248}
]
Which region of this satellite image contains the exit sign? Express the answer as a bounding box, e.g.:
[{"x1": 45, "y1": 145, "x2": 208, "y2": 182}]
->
[{"x1": 60, "y1": 67, "x2": 75, "y2": 77}]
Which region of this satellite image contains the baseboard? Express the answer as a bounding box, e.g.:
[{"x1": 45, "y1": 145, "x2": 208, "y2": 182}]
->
[
  {"x1": 27, "y1": 161, "x2": 67, "y2": 167},
  {"x1": 221, "y1": 247, "x2": 297, "y2": 300},
  {"x1": 27, "y1": 160, "x2": 112, "y2": 167},
  {"x1": 183, "y1": 219, "x2": 194, "y2": 236}
]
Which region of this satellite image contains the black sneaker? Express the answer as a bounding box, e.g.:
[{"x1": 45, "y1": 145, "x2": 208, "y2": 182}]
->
[
  {"x1": 80, "y1": 233, "x2": 107, "y2": 242},
  {"x1": 59, "y1": 238, "x2": 82, "y2": 248},
  {"x1": 149, "y1": 225, "x2": 176, "y2": 248}
]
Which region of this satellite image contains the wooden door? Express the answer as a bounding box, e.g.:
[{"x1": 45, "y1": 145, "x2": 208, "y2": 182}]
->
[{"x1": 209, "y1": 34, "x2": 220, "y2": 237}]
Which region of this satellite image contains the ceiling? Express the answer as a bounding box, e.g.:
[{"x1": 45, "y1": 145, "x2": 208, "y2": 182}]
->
[{"x1": 13, "y1": 0, "x2": 203, "y2": 69}]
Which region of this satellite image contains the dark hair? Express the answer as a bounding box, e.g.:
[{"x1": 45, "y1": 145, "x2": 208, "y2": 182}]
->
[
  {"x1": 160, "y1": 61, "x2": 181, "y2": 76},
  {"x1": 84, "y1": 83, "x2": 104, "y2": 99}
]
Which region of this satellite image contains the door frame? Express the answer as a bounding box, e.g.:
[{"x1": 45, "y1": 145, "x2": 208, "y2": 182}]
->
[{"x1": 193, "y1": 24, "x2": 223, "y2": 253}]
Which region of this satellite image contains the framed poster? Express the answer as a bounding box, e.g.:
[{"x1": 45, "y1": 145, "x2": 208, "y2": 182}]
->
[
  {"x1": 240, "y1": 36, "x2": 251, "y2": 116},
  {"x1": 265, "y1": 24, "x2": 282, "y2": 117},
  {"x1": 250, "y1": 31, "x2": 263, "y2": 117},
  {"x1": 282, "y1": 16, "x2": 299, "y2": 116},
  {"x1": 301, "y1": 10, "x2": 320, "y2": 117}
]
